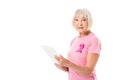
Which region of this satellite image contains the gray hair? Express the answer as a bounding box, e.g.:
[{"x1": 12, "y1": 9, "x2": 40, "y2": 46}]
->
[{"x1": 74, "y1": 8, "x2": 93, "y2": 29}]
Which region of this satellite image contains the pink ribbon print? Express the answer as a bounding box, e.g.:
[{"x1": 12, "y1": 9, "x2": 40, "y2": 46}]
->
[{"x1": 76, "y1": 43, "x2": 85, "y2": 53}]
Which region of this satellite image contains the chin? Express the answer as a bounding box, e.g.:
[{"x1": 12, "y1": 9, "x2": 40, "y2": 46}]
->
[{"x1": 77, "y1": 30, "x2": 84, "y2": 33}]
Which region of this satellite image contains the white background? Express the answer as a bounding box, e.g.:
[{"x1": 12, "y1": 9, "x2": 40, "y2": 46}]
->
[{"x1": 0, "y1": 0, "x2": 120, "y2": 80}]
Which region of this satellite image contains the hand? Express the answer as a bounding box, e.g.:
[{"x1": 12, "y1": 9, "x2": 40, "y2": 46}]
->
[
  {"x1": 55, "y1": 55, "x2": 71, "y2": 67},
  {"x1": 54, "y1": 63, "x2": 68, "y2": 72}
]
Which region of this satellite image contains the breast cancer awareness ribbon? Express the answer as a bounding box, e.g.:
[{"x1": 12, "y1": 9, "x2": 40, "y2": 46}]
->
[{"x1": 76, "y1": 43, "x2": 85, "y2": 53}]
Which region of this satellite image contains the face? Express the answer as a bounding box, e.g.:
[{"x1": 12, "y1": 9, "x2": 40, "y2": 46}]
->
[{"x1": 73, "y1": 14, "x2": 89, "y2": 34}]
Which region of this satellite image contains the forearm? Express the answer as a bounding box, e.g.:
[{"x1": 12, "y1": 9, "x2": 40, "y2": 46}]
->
[{"x1": 68, "y1": 62, "x2": 93, "y2": 76}]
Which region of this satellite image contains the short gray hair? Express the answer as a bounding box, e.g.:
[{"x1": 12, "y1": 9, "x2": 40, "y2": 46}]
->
[{"x1": 74, "y1": 8, "x2": 93, "y2": 29}]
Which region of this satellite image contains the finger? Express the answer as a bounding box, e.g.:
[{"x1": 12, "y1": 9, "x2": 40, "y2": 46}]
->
[
  {"x1": 54, "y1": 63, "x2": 58, "y2": 66},
  {"x1": 59, "y1": 55, "x2": 64, "y2": 59},
  {"x1": 59, "y1": 55, "x2": 66, "y2": 61},
  {"x1": 54, "y1": 63, "x2": 62, "y2": 68},
  {"x1": 55, "y1": 55, "x2": 60, "y2": 61}
]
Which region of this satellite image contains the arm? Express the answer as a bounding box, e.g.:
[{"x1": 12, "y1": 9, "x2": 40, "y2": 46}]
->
[
  {"x1": 69, "y1": 53, "x2": 99, "y2": 76},
  {"x1": 55, "y1": 54, "x2": 99, "y2": 76}
]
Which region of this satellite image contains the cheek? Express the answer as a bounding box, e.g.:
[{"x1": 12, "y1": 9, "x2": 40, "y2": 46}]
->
[
  {"x1": 85, "y1": 22, "x2": 88, "y2": 26},
  {"x1": 83, "y1": 22, "x2": 88, "y2": 28},
  {"x1": 73, "y1": 24, "x2": 78, "y2": 30},
  {"x1": 73, "y1": 21, "x2": 78, "y2": 26},
  {"x1": 84, "y1": 26, "x2": 89, "y2": 31}
]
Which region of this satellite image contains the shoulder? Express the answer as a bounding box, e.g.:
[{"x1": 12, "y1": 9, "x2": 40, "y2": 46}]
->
[
  {"x1": 89, "y1": 33, "x2": 101, "y2": 43},
  {"x1": 88, "y1": 33, "x2": 102, "y2": 54}
]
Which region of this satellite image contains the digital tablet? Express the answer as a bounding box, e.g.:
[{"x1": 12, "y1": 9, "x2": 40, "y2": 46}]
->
[{"x1": 40, "y1": 45, "x2": 59, "y2": 63}]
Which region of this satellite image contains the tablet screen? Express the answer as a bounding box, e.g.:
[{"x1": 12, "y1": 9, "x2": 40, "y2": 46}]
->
[{"x1": 40, "y1": 45, "x2": 58, "y2": 63}]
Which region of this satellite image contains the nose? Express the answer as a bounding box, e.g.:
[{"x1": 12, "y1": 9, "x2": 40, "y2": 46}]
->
[{"x1": 78, "y1": 21, "x2": 82, "y2": 26}]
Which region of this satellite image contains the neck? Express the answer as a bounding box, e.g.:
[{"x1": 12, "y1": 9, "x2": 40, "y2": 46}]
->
[{"x1": 79, "y1": 31, "x2": 91, "y2": 37}]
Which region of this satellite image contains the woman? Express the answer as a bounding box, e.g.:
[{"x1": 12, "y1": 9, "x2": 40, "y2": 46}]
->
[{"x1": 55, "y1": 8, "x2": 101, "y2": 80}]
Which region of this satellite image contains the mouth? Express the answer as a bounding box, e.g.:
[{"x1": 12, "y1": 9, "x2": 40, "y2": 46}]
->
[{"x1": 77, "y1": 27, "x2": 84, "y2": 29}]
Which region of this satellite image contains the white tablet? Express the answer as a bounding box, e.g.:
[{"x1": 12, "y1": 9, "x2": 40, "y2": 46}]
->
[{"x1": 40, "y1": 45, "x2": 59, "y2": 63}]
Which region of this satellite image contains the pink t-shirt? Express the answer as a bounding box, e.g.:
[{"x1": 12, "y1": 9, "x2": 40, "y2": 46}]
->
[{"x1": 68, "y1": 33, "x2": 101, "y2": 80}]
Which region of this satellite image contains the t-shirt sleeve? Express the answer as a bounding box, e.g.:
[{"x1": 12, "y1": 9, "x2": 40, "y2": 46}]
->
[{"x1": 88, "y1": 37, "x2": 101, "y2": 55}]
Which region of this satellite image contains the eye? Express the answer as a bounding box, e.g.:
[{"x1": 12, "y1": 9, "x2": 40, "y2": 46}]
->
[
  {"x1": 74, "y1": 19, "x2": 79, "y2": 21},
  {"x1": 82, "y1": 18, "x2": 87, "y2": 21}
]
